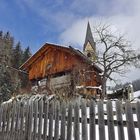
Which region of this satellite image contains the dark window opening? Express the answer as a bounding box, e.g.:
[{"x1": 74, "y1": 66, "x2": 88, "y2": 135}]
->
[
  {"x1": 51, "y1": 70, "x2": 71, "y2": 78},
  {"x1": 87, "y1": 52, "x2": 91, "y2": 57},
  {"x1": 31, "y1": 79, "x2": 38, "y2": 86}
]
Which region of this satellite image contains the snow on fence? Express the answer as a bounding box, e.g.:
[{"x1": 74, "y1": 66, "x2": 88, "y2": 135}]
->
[{"x1": 0, "y1": 95, "x2": 140, "y2": 140}]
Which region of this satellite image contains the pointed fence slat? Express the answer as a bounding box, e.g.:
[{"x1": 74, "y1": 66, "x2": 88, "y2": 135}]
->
[
  {"x1": 3, "y1": 104, "x2": 7, "y2": 140},
  {"x1": 3, "y1": 104, "x2": 8, "y2": 140},
  {"x1": 116, "y1": 100, "x2": 125, "y2": 140},
  {"x1": 136, "y1": 101, "x2": 140, "y2": 134},
  {"x1": 125, "y1": 101, "x2": 136, "y2": 140},
  {"x1": 27, "y1": 100, "x2": 34, "y2": 140},
  {"x1": 60, "y1": 102, "x2": 66, "y2": 140},
  {"x1": 0, "y1": 105, "x2": 3, "y2": 130},
  {"x1": 38, "y1": 99, "x2": 44, "y2": 140},
  {"x1": 24, "y1": 100, "x2": 30, "y2": 140},
  {"x1": 11, "y1": 102, "x2": 16, "y2": 140},
  {"x1": 15, "y1": 102, "x2": 20, "y2": 140},
  {"x1": 48, "y1": 101, "x2": 54, "y2": 140},
  {"x1": 81, "y1": 100, "x2": 88, "y2": 140},
  {"x1": 19, "y1": 100, "x2": 25, "y2": 140},
  {"x1": 17, "y1": 102, "x2": 23, "y2": 140},
  {"x1": 5, "y1": 104, "x2": 9, "y2": 133},
  {"x1": 0, "y1": 105, "x2": 4, "y2": 140},
  {"x1": 67, "y1": 103, "x2": 72, "y2": 140},
  {"x1": 54, "y1": 102, "x2": 60, "y2": 140},
  {"x1": 33, "y1": 99, "x2": 38, "y2": 140},
  {"x1": 43, "y1": 101, "x2": 49, "y2": 140},
  {"x1": 6, "y1": 103, "x2": 11, "y2": 140},
  {"x1": 90, "y1": 100, "x2": 96, "y2": 140},
  {"x1": 107, "y1": 100, "x2": 115, "y2": 140},
  {"x1": 74, "y1": 102, "x2": 80, "y2": 140},
  {"x1": 98, "y1": 100, "x2": 105, "y2": 140},
  {"x1": 0, "y1": 105, "x2": 3, "y2": 140},
  {"x1": 2, "y1": 104, "x2": 6, "y2": 135},
  {"x1": 0, "y1": 105, "x2": 3, "y2": 134}
]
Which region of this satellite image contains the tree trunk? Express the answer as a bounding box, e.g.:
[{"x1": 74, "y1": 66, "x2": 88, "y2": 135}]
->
[{"x1": 102, "y1": 78, "x2": 107, "y2": 99}]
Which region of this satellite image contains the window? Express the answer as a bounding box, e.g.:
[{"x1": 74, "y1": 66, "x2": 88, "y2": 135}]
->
[{"x1": 87, "y1": 52, "x2": 91, "y2": 57}]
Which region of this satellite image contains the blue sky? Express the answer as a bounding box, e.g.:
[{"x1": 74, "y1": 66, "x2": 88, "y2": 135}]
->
[
  {"x1": 0, "y1": 0, "x2": 138, "y2": 53},
  {"x1": 0, "y1": 0, "x2": 140, "y2": 83}
]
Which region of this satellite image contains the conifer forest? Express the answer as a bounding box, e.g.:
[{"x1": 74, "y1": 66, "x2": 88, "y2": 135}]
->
[{"x1": 0, "y1": 31, "x2": 31, "y2": 102}]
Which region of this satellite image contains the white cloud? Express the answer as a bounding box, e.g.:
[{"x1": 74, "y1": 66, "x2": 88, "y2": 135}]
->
[
  {"x1": 59, "y1": 0, "x2": 140, "y2": 48},
  {"x1": 60, "y1": 14, "x2": 140, "y2": 49},
  {"x1": 59, "y1": 0, "x2": 140, "y2": 83},
  {"x1": 59, "y1": 18, "x2": 88, "y2": 48}
]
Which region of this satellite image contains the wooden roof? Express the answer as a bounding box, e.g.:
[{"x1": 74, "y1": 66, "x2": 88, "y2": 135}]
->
[{"x1": 19, "y1": 42, "x2": 102, "y2": 72}]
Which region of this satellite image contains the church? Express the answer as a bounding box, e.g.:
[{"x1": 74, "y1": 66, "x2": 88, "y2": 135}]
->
[{"x1": 20, "y1": 23, "x2": 102, "y2": 97}]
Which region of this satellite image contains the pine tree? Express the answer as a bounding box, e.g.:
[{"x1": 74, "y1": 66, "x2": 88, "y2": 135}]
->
[
  {"x1": 0, "y1": 31, "x2": 3, "y2": 38},
  {"x1": 20, "y1": 46, "x2": 31, "y2": 88},
  {"x1": 22, "y1": 46, "x2": 31, "y2": 63},
  {"x1": 0, "y1": 32, "x2": 14, "y2": 102},
  {"x1": 11, "y1": 42, "x2": 24, "y2": 94},
  {"x1": 12, "y1": 42, "x2": 23, "y2": 68},
  {"x1": 0, "y1": 31, "x2": 32, "y2": 102}
]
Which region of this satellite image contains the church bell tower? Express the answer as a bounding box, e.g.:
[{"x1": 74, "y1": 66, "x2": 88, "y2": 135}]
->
[{"x1": 83, "y1": 22, "x2": 96, "y2": 61}]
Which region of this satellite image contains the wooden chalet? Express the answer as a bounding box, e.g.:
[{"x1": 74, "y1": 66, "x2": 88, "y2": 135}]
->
[{"x1": 20, "y1": 23, "x2": 102, "y2": 97}]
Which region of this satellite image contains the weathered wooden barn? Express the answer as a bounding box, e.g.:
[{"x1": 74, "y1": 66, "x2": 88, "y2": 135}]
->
[{"x1": 20, "y1": 23, "x2": 102, "y2": 97}]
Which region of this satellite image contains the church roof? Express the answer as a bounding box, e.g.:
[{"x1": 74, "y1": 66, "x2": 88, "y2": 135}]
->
[{"x1": 83, "y1": 22, "x2": 95, "y2": 51}]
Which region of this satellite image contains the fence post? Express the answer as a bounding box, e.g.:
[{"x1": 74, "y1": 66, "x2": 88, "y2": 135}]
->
[
  {"x1": 14, "y1": 101, "x2": 21, "y2": 140},
  {"x1": 67, "y1": 103, "x2": 72, "y2": 140},
  {"x1": 43, "y1": 100, "x2": 49, "y2": 140},
  {"x1": 0, "y1": 105, "x2": 3, "y2": 140},
  {"x1": 116, "y1": 100, "x2": 125, "y2": 140},
  {"x1": 90, "y1": 100, "x2": 96, "y2": 140},
  {"x1": 19, "y1": 99, "x2": 25, "y2": 140},
  {"x1": 107, "y1": 100, "x2": 115, "y2": 140},
  {"x1": 48, "y1": 101, "x2": 54, "y2": 140},
  {"x1": 60, "y1": 102, "x2": 66, "y2": 140},
  {"x1": 81, "y1": 100, "x2": 87, "y2": 140},
  {"x1": 11, "y1": 102, "x2": 16, "y2": 140},
  {"x1": 98, "y1": 100, "x2": 105, "y2": 140},
  {"x1": 27, "y1": 99, "x2": 34, "y2": 140},
  {"x1": 33, "y1": 99, "x2": 38, "y2": 140},
  {"x1": 54, "y1": 101, "x2": 60, "y2": 140},
  {"x1": 38, "y1": 98, "x2": 44, "y2": 140},
  {"x1": 74, "y1": 102, "x2": 80, "y2": 140},
  {"x1": 125, "y1": 101, "x2": 136, "y2": 140},
  {"x1": 24, "y1": 100, "x2": 30, "y2": 140},
  {"x1": 136, "y1": 101, "x2": 140, "y2": 134}
]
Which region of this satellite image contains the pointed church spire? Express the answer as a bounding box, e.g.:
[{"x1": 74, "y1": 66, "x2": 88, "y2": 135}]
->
[
  {"x1": 83, "y1": 22, "x2": 96, "y2": 61},
  {"x1": 83, "y1": 22, "x2": 95, "y2": 51}
]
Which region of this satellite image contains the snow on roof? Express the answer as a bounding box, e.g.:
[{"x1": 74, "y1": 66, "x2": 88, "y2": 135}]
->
[
  {"x1": 133, "y1": 90, "x2": 140, "y2": 98},
  {"x1": 76, "y1": 85, "x2": 102, "y2": 90}
]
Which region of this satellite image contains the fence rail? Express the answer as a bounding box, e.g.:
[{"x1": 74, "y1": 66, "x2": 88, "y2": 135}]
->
[{"x1": 0, "y1": 96, "x2": 140, "y2": 140}]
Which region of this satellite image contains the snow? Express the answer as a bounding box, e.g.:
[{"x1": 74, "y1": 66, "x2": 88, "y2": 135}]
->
[
  {"x1": 133, "y1": 90, "x2": 140, "y2": 98},
  {"x1": 85, "y1": 86, "x2": 102, "y2": 90},
  {"x1": 76, "y1": 85, "x2": 84, "y2": 89},
  {"x1": 99, "y1": 72, "x2": 103, "y2": 76},
  {"x1": 76, "y1": 85, "x2": 102, "y2": 90}
]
